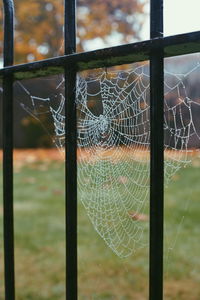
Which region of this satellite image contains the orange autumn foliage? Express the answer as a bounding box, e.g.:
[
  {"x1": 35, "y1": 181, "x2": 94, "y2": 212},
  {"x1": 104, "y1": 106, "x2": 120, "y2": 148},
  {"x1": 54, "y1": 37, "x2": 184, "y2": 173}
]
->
[{"x1": 0, "y1": 0, "x2": 147, "y2": 64}]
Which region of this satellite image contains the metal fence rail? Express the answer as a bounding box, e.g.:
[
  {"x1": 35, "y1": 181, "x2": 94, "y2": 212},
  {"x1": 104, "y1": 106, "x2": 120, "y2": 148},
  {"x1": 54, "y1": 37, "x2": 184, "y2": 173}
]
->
[
  {"x1": 149, "y1": 1, "x2": 164, "y2": 299},
  {"x1": 1, "y1": 0, "x2": 199, "y2": 300},
  {"x1": 1, "y1": 31, "x2": 200, "y2": 79},
  {"x1": 2, "y1": 1, "x2": 15, "y2": 300},
  {"x1": 64, "y1": 1, "x2": 77, "y2": 298}
]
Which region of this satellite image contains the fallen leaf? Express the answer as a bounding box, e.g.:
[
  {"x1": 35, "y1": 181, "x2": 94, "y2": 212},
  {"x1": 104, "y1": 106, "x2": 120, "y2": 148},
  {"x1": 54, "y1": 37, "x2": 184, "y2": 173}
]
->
[{"x1": 128, "y1": 211, "x2": 149, "y2": 221}]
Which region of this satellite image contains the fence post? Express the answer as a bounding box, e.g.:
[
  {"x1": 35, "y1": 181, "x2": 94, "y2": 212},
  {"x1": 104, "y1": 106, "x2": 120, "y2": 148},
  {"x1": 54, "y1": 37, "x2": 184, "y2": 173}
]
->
[
  {"x1": 64, "y1": 0, "x2": 77, "y2": 299},
  {"x1": 149, "y1": 1, "x2": 164, "y2": 299},
  {"x1": 2, "y1": 1, "x2": 15, "y2": 300}
]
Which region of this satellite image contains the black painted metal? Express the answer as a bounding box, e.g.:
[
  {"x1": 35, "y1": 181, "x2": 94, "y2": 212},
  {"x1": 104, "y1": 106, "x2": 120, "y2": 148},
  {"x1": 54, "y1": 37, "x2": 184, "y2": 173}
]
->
[
  {"x1": 65, "y1": 68, "x2": 77, "y2": 300},
  {"x1": 2, "y1": 1, "x2": 15, "y2": 300},
  {"x1": 0, "y1": 31, "x2": 200, "y2": 80},
  {"x1": 149, "y1": 1, "x2": 164, "y2": 299},
  {"x1": 3, "y1": 74, "x2": 15, "y2": 300},
  {"x1": 3, "y1": 0, "x2": 14, "y2": 66},
  {"x1": 64, "y1": 0, "x2": 77, "y2": 299},
  {"x1": 64, "y1": 0, "x2": 76, "y2": 54},
  {"x1": 150, "y1": 1, "x2": 163, "y2": 39}
]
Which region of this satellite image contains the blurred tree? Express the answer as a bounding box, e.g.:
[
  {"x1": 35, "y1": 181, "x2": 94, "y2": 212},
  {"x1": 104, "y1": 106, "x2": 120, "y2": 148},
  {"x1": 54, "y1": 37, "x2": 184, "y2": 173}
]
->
[
  {"x1": 0, "y1": 0, "x2": 64, "y2": 63},
  {"x1": 0, "y1": 0, "x2": 147, "y2": 64},
  {"x1": 77, "y1": 0, "x2": 147, "y2": 51}
]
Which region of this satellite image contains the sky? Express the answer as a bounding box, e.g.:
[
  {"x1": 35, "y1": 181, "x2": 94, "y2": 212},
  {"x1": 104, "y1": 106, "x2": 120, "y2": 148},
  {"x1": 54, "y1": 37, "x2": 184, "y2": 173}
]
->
[
  {"x1": 141, "y1": 0, "x2": 200, "y2": 40},
  {"x1": 164, "y1": 0, "x2": 200, "y2": 36}
]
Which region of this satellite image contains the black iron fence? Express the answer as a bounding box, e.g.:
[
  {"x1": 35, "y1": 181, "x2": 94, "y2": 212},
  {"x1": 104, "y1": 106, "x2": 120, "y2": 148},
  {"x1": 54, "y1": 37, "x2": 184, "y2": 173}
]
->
[{"x1": 1, "y1": 0, "x2": 200, "y2": 299}]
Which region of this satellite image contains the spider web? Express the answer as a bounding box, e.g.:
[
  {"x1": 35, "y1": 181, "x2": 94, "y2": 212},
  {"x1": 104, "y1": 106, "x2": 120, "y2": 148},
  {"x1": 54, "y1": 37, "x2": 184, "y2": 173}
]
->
[{"x1": 16, "y1": 59, "x2": 200, "y2": 257}]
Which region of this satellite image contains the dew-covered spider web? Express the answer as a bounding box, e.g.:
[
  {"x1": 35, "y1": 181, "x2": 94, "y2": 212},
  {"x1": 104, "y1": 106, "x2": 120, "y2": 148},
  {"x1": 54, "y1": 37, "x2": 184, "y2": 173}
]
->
[{"x1": 15, "y1": 57, "x2": 200, "y2": 257}]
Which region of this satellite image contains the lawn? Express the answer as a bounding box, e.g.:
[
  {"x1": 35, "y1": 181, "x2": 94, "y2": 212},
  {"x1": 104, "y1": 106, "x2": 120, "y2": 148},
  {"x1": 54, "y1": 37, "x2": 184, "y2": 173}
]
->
[{"x1": 0, "y1": 150, "x2": 200, "y2": 300}]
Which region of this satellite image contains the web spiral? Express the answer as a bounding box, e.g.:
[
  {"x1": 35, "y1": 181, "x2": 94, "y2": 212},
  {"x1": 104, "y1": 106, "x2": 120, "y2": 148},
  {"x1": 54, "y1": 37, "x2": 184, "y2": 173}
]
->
[
  {"x1": 76, "y1": 66, "x2": 150, "y2": 257},
  {"x1": 16, "y1": 58, "x2": 200, "y2": 257}
]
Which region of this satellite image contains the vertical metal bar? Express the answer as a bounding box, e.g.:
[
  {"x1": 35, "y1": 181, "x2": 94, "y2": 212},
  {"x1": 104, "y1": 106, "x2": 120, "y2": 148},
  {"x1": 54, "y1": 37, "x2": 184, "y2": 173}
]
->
[
  {"x1": 65, "y1": 69, "x2": 77, "y2": 300},
  {"x1": 64, "y1": 0, "x2": 76, "y2": 54},
  {"x1": 64, "y1": 1, "x2": 77, "y2": 300},
  {"x1": 3, "y1": 0, "x2": 14, "y2": 66},
  {"x1": 149, "y1": 1, "x2": 164, "y2": 300},
  {"x1": 2, "y1": 1, "x2": 15, "y2": 300}
]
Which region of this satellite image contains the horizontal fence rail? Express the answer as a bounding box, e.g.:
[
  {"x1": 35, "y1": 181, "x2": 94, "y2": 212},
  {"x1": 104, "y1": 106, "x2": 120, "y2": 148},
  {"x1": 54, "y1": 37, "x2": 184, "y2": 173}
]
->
[{"x1": 0, "y1": 31, "x2": 200, "y2": 80}]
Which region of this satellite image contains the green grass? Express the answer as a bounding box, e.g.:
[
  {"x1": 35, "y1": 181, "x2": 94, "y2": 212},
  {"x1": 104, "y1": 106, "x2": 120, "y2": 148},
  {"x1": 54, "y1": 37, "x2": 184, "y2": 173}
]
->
[{"x1": 0, "y1": 158, "x2": 200, "y2": 300}]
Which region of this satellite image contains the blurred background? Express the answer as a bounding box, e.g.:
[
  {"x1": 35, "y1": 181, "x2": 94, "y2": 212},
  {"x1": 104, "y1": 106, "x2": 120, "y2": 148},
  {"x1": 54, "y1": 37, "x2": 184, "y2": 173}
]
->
[{"x1": 0, "y1": 0, "x2": 200, "y2": 299}]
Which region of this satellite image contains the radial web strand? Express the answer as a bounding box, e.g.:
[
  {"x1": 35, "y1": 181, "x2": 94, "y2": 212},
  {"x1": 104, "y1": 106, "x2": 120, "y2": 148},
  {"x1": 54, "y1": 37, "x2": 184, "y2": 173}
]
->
[{"x1": 15, "y1": 58, "x2": 200, "y2": 257}]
